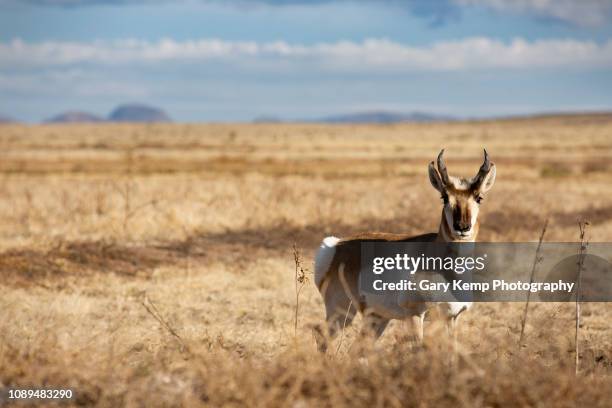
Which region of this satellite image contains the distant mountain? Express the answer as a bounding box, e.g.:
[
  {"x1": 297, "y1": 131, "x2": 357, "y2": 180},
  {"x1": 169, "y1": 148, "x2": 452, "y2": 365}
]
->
[
  {"x1": 0, "y1": 114, "x2": 16, "y2": 123},
  {"x1": 44, "y1": 111, "x2": 105, "y2": 124},
  {"x1": 316, "y1": 111, "x2": 455, "y2": 124},
  {"x1": 252, "y1": 115, "x2": 284, "y2": 123},
  {"x1": 108, "y1": 104, "x2": 171, "y2": 123},
  {"x1": 491, "y1": 111, "x2": 612, "y2": 125}
]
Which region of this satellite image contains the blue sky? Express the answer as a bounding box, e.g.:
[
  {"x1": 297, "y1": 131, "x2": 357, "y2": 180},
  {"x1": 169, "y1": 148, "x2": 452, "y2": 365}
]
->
[{"x1": 1, "y1": 0, "x2": 612, "y2": 122}]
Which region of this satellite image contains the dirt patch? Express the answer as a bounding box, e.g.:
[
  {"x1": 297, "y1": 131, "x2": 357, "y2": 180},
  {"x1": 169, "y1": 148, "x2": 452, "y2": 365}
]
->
[{"x1": 0, "y1": 240, "x2": 185, "y2": 287}]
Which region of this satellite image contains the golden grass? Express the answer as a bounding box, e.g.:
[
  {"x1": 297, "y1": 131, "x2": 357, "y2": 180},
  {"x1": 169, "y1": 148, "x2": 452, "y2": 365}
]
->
[{"x1": 1, "y1": 117, "x2": 612, "y2": 406}]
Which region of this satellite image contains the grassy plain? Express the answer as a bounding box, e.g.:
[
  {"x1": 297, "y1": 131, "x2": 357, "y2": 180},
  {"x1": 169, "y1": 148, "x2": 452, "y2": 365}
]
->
[{"x1": 1, "y1": 116, "x2": 612, "y2": 406}]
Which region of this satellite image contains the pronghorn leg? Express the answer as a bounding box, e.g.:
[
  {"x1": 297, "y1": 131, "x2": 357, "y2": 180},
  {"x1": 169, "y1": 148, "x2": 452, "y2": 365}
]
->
[
  {"x1": 412, "y1": 312, "x2": 426, "y2": 346},
  {"x1": 359, "y1": 312, "x2": 390, "y2": 341},
  {"x1": 396, "y1": 297, "x2": 427, "y2": 346},
  {"x1": 349, "y1": 313, "x2": 388, "y2": 361},
  {"x1": 314, "y1": 277, "x2": 356, "y2": 353},
  {"x1": 397, "y1": 313, "x2": 425, "y2": 347}
]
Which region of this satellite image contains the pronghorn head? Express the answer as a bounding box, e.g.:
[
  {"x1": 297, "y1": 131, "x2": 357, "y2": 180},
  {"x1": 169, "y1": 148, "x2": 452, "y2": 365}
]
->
[{"x1": 428, "y1": 149, "x2": 496, "y2": 241}]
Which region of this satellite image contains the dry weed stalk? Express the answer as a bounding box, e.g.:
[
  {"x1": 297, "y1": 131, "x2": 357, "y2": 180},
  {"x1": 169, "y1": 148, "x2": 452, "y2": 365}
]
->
[
  {"x1": 141, "y1": 294, "x2": 191, "y2": 355},
  {"x1": 575, "y1": 220, "x2": 589, "y2": 375},
  {"x1": 334, "y1": 300, "x2": 353, "y2": 356},
  {"x1": 519, "y1": 217, "x2": 549, "y2": 349},
  {"x1": 112, "y1": 180, "x2": 134, "y2": 235},
  {"x1": 111, "y1": 147, "x2": 161, "y2": 238},
  {"x1": 112, "y1": 180, "x2": 160, "y2": 238},
  {"x1": 292, "y1": 243, "x2": 309, "y2": 337}
]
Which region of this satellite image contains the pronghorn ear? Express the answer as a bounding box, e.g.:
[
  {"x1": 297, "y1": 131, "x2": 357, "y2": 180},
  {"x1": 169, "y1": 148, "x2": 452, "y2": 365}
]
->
[
  {"x1": 476, "y1": 163, "x2": 496, "y2": 194},
  {"x1": 428, "y1": 161, "x2": 445, "y2": 193}
]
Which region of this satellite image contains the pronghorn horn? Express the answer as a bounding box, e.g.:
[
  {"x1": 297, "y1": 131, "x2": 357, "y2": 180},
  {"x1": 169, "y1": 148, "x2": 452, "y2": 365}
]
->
[
  {"x1": 473, "y1": 149, "x2": 491, "y2": 187},
  {"x1": 436, "y1": 149, "x2": 451, "y2": 186}
]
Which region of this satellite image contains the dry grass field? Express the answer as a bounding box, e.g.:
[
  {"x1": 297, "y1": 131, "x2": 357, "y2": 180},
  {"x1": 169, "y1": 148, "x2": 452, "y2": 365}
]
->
[{"x1": 1, "y1": 116, "x2": 612, "y2": 406}]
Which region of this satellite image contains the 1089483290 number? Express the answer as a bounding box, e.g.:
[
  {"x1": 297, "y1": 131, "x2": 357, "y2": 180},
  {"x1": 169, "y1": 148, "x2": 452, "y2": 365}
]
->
[{"x1": 5, "y1": 388, "x2": 74, "y2": 400}]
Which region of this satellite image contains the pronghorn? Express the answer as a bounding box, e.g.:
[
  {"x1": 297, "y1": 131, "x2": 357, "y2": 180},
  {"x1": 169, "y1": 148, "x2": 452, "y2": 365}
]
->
[{"x1": 313, "y1": 149, "x2": 496, "y2": 352}]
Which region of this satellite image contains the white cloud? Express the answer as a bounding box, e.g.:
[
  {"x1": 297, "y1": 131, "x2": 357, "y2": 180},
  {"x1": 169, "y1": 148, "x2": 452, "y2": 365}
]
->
[
  {"x1": 1, "y1": 37, "x2": 612, "y2": 72},
  {"x1": 455, "y1": 0, "x2": 612, "y2": 27}
]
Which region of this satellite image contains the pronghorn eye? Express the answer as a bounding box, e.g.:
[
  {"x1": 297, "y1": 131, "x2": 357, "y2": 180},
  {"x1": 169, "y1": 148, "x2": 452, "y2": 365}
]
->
[
  {"x1": 475, "y1": 196, "x2": 483, "y2": 204},
  {"x1": 441, "y1": 195, "x2": 449, "y2": 205}
]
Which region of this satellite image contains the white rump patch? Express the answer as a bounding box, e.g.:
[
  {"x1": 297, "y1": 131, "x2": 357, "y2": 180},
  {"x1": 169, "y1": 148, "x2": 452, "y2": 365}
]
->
[
  {"x1": 323, "y1": 236, "x2": 340, "y2": 247},
  {"x1": 315, "y1": 236, "x2": 340, "y2": 287}
]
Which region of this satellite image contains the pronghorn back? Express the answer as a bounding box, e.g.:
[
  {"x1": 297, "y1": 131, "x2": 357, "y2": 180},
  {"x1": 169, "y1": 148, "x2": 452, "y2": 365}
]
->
[{"x1": 315, "y1": 233, "x2": 437, "y2": 311}]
